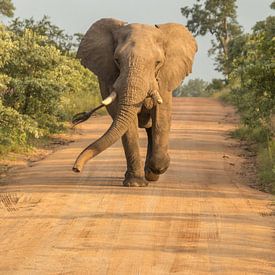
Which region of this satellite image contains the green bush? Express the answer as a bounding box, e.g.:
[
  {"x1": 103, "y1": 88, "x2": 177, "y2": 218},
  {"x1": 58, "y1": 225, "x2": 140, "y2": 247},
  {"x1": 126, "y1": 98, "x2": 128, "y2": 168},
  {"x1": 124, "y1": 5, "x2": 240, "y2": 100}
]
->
[
  {"x1": 8, "y1": 16, "x2": 79, "y2": 53},
  {"x1": 173, "y1": 78, "x2": 210, "y2": 97},
  {"x1": 226, "y1": 10, "x2": 275, "y2": 193},
  {"x1": 56, "y1": 58, "x2": 100, "y2": 120},
  {"x1": 231, "y1": 126, "x2": 271, "y2": 144},
  {"x1": 257, "y1": 141, "x2": 275, "y2": 193},
  {"x1": 0, "y1": 99, "x2": 42, "y2": 154},
  {"x1": 229, "y1": 16, "x2": 275, "y2": 143},
  {"x1": 0, "y1": 24, "x2": 13, "y2": 93},
  {"x1": 0, "y1": 23, "x2": 100, "y2": 155}
]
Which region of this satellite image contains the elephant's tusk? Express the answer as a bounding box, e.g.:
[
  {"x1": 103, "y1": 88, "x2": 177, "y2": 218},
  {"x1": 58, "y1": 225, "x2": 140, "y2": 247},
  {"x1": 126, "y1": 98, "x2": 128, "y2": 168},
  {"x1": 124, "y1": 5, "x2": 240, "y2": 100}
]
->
[
  {"x1": 156, "y1": 97, "x2": 163, "y2": 104},
  {"x1": 102, "y1": 91, "x2": 117, "y2": 106},
  {"x1": 72, "y1": 91, "x2": 117, "y2": 126},
  {"x1": 150, "y1": 90, "x2": 163, "y2": 104}
]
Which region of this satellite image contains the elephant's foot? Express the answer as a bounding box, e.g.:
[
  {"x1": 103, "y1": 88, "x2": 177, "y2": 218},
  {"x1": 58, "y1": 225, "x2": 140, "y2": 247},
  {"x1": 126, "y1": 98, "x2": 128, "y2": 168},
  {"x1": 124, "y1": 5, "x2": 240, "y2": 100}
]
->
[
  {"x1": 146, "y1": 152, "x2": 170, "y2": 176},
  {"x1": 123, "y1": 171, "x2": 148, "y2": 187},
  {"x1": 123, "y1": 176, "x2": 148, "y2": 187},
  {"x1": 145, "y1": 168, "x2": 160, "y2": 182}
]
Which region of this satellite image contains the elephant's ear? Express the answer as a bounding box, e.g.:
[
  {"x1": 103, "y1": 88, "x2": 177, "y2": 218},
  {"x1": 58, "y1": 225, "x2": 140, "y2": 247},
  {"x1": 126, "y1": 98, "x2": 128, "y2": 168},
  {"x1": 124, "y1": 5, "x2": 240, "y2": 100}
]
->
[
  {"x1": 77, "y1": 18, "x2": 126, "y2": 82},
  {"x1": 157, "y1": 23, "x2": 197, "y2": 92}
]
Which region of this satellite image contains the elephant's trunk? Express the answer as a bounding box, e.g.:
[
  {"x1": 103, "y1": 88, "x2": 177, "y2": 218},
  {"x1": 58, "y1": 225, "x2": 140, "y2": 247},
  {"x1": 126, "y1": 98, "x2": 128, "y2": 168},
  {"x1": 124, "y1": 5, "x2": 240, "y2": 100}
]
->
[
  {"x1": 72, "y1": 103, "x2": 138, "y2": 173},
  {"x1": 73, "y1": 59, "x2": 150, "y2": 173}
]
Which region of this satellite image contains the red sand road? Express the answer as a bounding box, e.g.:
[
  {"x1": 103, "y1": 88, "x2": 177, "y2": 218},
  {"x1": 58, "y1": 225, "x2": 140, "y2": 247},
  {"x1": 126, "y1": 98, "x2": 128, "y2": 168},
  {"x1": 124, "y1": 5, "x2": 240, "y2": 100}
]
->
[{"x1": 0, "y1": 98, "x2": 274, "y2": 274}]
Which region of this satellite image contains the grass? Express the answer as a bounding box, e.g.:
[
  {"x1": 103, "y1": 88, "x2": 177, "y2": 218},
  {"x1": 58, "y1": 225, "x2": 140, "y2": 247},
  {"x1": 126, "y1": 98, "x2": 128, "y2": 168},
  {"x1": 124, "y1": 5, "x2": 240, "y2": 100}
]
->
[
  {"x1": 0, "y1": 130, "x2": 70, "y2": 158},
  {"x1": 231, "y1": 126, "x2": 270, "y2": 144},
  {"x1": 60, "y1": 90, "x2": 105, "y2": 121},
  {"x1": 213, "y1": 88, "x2": 275, "y2": 194},
  {"x1": 211, "y1": 87, "x2": 232, "y2": 103},
  {"x1": 229, "y1": 122, "x2": 274, "y2": 194},
  {"x1": 257, "y1": 141, "x2": 275, "y2": 194},
  {"x1": 0, "y1": 90, "x2": 104, "y2": 175},
  {"x1": 0, "y1": 127, "x2": 76, "y2": 178},
  {"x1": 0, "y1": 89, "x2": 105, "y2": 158}
]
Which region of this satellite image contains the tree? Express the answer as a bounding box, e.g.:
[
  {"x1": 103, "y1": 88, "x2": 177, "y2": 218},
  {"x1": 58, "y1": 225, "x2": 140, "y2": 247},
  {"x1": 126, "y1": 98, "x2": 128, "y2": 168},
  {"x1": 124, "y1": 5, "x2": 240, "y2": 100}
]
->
[
  {"x1": 8, "y1": 16, "x2": 81, "y2": 53},
  {"x1": 205, "y1": 78, "x2": 226, "y2": 93},
  {"x1": 229, "y1": 7, "x2": 275, "y2": 144},
  {"x1": 1, "y1": 23, "x2": 99, "y2": 144},
  {"x1": 181, "y1": 0, "x2": 242, "y2": 80},
  {"x1": 0, "y1": 0, "x2": 15, "y2": 18},
  {"x1": 173, "y1": 78, "x2": 209, "y2": 97}
]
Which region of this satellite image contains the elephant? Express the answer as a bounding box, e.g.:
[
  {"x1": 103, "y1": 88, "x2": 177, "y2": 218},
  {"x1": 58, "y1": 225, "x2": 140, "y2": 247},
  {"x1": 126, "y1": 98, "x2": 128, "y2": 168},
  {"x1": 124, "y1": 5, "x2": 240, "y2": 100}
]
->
[{"x1": 72, "y1": 18, "x2": 197, "y2": 187}]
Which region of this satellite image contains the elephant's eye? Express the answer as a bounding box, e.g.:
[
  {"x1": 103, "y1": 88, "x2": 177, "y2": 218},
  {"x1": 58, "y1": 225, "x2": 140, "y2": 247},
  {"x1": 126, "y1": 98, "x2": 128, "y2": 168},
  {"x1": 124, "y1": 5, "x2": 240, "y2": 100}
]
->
[
  {"x1": 155, "y1": 61, "x2": 161, "y2": 68},
  {"x1": 114, "y1": 58, "x2": 120, "y2": 67}
]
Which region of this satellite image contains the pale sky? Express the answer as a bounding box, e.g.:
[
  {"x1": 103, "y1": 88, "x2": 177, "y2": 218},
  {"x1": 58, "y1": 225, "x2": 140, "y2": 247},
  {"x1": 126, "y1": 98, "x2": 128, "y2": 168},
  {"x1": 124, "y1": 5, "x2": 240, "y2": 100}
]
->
[{"x1": 6, "y1": 0, "x2": 274, "y2": 82}]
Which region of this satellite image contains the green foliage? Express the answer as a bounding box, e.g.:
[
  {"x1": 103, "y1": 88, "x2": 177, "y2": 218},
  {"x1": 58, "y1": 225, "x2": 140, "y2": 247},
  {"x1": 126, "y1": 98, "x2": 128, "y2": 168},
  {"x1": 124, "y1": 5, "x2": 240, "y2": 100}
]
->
[
  {"x1": 0, "y1": 24, "x2": 12, "y2": 92},
  {"x1": 229, "y1": 16, "x2": 275, "y2": 141},
  {"x1": 231, "y1": 126, "x2": 271, "y2": 144},
  {"x1": 181, "y1": 0, "x2": 242, "y2": 79},
  {"x1": 173, "y1": 78, "x2": 210, "y2": 97},
  {"x1": 0, "y1": 99, "x2": 42, "y2": 154},
  {"x1": 2, "y1": 29, "x2": 65, "y2": 122},
  {"x1": 210, "y1": 87, "x2": 231, "y2": 103},
  {"x1": 0, "y1": 0, "x2": 15, "y2": 18},
  {"x1": 227, "y1": 3, "x2": 275, "y2": 143},
  {"x1": 58, "y1": 58, "x2": 100, "y2": 120},
  {"x1": 8, "y1": 16, "x2": 82, "y2": 53},
  {"x1": 206, "y1": 78, "x2": 227, "y2": 95},
  {"x1": 225, "y1": 3, "x2": 275, "y2": 193},
  {"x1": 208, "y1": 79, "x2": 225, "y2": 91},
  {"x1": 0, "y1": 22, "x2": 100, "y2": 155},
  {"x1": 225, "y1": 34, "x2": 249, "y2": 78},
  {"x1": 257, "y1": 141, "x2": 275, "y2": 193},
  {"x1": 232, "y1": 130, "x2": 275, "y2": 193}
]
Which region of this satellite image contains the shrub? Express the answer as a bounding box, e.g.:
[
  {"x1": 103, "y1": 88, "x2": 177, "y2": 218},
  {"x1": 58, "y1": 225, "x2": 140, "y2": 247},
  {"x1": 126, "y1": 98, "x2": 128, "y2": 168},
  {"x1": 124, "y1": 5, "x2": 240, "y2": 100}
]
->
[
  {"x1": 229, "y1": 17, "x2": 275, "y2": 143},
  {"x1": 226, "y1": 11, "x2": 275, "y2": 192},
  {"x1": 257, "y1": 141, "x2": 275, "y2": 193},
  {"x1": 0, "y1": 99, "x2": 42, "y2": 154},
  {"x1": 173, "y1": 78, "x2": 210, "y2": 97},
  {"x1": 0, "y1": 23, "x2": 100, "y2": 155}
]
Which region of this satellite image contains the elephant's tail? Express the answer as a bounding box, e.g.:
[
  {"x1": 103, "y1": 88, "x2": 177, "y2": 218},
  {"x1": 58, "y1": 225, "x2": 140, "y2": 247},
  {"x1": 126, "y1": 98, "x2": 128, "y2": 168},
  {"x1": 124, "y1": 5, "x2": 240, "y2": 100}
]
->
[{"x1": 72, "y1": 92, "x2": 117, "y2": 126}]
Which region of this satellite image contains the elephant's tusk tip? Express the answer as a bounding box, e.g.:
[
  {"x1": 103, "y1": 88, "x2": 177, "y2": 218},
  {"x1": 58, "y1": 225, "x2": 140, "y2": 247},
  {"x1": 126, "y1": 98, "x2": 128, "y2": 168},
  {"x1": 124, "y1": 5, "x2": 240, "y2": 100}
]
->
[
  {"x1": 72, "y1": 166, "x2": 81, "y2": 173},
  {"x1": 102, "y1": 91, "x2": 117, "y2": 106},
  {"x1": 150, "y1": 90, "x2": 163, "y2": 105}
]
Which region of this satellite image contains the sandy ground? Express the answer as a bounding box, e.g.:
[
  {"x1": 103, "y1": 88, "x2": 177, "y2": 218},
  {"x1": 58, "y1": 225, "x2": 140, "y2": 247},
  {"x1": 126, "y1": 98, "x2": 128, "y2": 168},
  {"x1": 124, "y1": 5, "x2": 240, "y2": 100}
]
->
[{"x1": 0, "y1": 98, "x2": 274, "y2": 274}]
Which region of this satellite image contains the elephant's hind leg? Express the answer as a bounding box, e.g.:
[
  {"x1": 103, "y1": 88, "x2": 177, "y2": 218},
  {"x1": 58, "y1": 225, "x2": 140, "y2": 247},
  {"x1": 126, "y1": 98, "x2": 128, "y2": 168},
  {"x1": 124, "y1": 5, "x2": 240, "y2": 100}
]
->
[{"x1": 122, "y1": 117, "x2": 147, "y2": 187}]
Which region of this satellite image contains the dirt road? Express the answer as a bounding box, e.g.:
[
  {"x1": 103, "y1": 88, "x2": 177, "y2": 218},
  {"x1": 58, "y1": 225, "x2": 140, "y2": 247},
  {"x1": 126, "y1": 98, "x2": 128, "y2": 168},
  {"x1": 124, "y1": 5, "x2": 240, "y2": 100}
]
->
[{"x1": 0, "y1": 98, "x2": 274, "y2": 274}]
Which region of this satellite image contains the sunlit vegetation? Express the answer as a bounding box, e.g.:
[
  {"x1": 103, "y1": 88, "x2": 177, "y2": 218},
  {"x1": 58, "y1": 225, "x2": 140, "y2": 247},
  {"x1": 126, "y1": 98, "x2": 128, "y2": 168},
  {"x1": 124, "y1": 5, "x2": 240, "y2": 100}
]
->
[
  {"x1": 181, "y1": 0, "x2": 275, "y2": 192},
  {"x1": 173, "y1": 79, "x2": 209, "y2": 97},
  {"x1": 226, "y1": 4, "x2": 274, "y2": 192},
  {"x1": 0, "y1": 11, "x2": 100, "y2": 155}
]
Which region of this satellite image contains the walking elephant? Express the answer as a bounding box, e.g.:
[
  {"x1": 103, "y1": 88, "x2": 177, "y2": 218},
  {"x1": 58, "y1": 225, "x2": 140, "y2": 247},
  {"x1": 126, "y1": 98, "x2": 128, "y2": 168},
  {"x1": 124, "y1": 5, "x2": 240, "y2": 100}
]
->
[{"x1": 73, "y1": 18, "x2": 197, "y2": 187}]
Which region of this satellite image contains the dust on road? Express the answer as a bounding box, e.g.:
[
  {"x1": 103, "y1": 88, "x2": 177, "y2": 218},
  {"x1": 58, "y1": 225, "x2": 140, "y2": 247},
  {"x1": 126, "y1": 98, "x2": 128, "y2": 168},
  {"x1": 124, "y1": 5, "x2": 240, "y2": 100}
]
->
[{"x1": 0, "y1": 98, "x2": 274, "y2": 274}]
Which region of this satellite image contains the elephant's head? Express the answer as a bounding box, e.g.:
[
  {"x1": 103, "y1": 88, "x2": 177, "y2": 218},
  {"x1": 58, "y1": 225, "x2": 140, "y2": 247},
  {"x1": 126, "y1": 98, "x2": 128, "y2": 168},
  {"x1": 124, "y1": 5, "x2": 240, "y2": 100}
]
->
[{"x1": 73, "y1": 18, "x2": 197, "y2": 172}]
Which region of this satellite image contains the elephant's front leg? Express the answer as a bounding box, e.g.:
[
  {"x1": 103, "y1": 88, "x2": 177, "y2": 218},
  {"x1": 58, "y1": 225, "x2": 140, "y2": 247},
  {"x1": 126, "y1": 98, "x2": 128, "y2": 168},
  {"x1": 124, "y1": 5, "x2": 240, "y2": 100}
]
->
[
  {"x1": 145, "y1": 94, "x2": 172, "y2": 181},
  {"x1": 122, "y1": 116, "x2": 148, "y2": 187}
]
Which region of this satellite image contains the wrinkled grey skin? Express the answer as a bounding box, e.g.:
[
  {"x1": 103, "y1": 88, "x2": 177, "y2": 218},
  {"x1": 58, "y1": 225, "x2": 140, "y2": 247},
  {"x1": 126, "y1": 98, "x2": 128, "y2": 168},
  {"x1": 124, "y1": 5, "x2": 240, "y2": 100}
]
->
[{"x1": 73, "y1": 18, "x2": 197, "y2": 187}]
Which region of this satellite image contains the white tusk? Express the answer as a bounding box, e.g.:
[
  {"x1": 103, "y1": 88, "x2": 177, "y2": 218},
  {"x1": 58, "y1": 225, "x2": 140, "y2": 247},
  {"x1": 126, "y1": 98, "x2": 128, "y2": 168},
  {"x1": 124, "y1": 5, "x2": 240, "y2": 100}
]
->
[
  {"x1": 102, "y1": 91, "x2": 117, "y2": 106},
  {"x1": 157, "y1": 97, "x2": 163, "y2": 104},
  {"x1": 151, "y1": 90, "x2": 163, "y2": 104}
]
